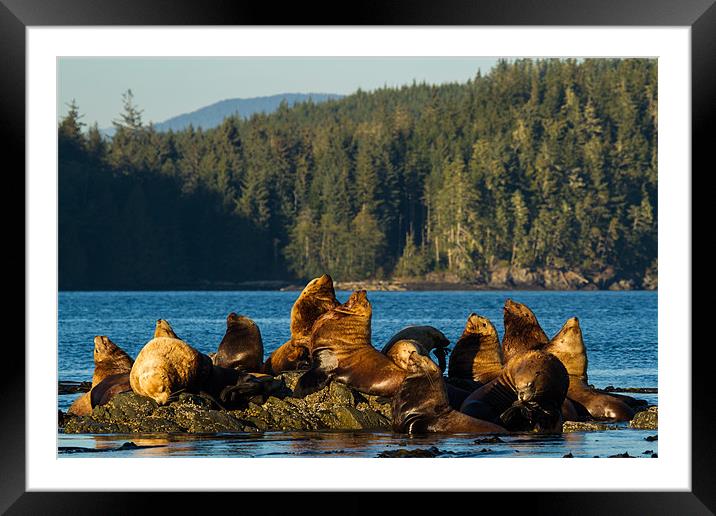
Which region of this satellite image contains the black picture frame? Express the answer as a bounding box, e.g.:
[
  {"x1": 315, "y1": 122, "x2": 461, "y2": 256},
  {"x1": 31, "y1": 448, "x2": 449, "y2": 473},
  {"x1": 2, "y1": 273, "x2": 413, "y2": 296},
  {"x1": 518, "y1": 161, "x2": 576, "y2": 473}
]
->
[{"x1": 5, "y1": 0, "x2": 711, "y2": 513}]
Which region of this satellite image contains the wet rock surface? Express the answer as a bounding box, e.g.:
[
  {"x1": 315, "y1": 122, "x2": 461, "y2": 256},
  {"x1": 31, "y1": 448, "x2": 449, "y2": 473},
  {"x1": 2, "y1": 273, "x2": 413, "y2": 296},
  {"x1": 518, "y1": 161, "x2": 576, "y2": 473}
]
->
[
  {"x1": 629, "y1": 406, "x2": 658, "y2": 429},
  {"x1": 60, "y1": 372, "x2": 656, "y2": 435},
  {"x1": 62, "y1": 372, "x2": 391, "y2": 434}
]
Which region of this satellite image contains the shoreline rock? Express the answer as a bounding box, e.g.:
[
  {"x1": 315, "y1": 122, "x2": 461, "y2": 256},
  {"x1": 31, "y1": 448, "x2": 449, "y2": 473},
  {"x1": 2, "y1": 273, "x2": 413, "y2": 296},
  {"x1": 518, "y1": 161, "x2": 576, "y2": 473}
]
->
[{"x1": 60, "y1": 373, "x2": 658, "y2": 435}]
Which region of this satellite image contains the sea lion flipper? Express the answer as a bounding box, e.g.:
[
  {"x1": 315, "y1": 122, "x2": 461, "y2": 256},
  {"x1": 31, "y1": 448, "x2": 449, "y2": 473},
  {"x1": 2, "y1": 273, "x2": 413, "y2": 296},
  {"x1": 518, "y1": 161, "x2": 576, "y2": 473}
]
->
[{"x1": 293, "y1": 350, "x2": 337, "y2": 397}]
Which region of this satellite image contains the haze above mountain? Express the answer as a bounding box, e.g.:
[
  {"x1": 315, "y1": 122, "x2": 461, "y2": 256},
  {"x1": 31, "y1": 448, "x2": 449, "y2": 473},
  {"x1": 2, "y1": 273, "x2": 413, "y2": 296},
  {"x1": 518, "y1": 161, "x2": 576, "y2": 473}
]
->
[{"x1": 104, "y1": 92, "x2": 343, "y2": 136}]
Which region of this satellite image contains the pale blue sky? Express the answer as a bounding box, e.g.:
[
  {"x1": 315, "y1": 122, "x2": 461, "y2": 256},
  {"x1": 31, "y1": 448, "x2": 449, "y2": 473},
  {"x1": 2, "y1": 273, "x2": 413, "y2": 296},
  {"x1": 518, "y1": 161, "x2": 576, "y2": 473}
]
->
[{"x1": 57, "y1": 57, "x2": 500, "y2": 128}]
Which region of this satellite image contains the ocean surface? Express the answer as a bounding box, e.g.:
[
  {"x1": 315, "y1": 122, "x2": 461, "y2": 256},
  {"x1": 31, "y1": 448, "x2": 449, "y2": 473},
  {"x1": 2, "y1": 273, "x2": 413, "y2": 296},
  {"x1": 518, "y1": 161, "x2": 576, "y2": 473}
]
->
[{"x1": 58, "y1": 290, "x2": 658, "y2": 458}]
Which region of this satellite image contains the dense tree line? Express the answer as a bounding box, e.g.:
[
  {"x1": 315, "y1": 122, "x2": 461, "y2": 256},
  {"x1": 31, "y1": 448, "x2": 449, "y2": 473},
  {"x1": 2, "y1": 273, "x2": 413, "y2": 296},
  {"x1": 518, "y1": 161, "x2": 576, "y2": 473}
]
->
[{"x1": 59, "y1": 59, "x2": 657, "y2": 289}]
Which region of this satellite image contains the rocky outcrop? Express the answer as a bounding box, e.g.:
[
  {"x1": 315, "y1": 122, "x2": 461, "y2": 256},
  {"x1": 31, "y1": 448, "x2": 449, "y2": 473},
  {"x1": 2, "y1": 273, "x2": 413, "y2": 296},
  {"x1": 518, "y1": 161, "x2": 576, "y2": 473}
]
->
[
  {"x1": 629, "y1": 406, "x2": 658, "y2": 429},
  {"x1": 62, "y1": 372, "x2": 392, "y2": 434}
]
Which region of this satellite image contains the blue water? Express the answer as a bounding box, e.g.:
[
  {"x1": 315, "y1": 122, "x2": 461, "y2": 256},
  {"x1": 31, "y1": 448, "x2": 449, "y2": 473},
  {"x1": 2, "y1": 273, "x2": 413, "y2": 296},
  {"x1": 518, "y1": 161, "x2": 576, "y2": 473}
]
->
[{"x1": 58, "y1": 290, "x2": 657, "y2": 457}]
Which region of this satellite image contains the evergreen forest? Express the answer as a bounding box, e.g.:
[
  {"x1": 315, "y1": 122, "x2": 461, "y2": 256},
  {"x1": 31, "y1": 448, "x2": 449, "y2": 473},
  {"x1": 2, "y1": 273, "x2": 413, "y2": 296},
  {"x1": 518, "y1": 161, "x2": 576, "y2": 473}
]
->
[{"x1": 58, "y1": 58, "x2": 657, "y2": 290}]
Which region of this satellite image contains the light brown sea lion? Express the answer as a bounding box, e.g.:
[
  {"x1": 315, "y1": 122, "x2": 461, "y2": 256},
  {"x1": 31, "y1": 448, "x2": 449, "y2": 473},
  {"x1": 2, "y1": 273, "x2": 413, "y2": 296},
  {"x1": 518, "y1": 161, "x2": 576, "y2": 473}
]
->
[
  {"x1": 460, "y1": 350, "x2": 569, "y2": 432},
  {"x1": 293, "y1": 290, "x2": 407, "y2": 398},
  {"x1": 68, "y1": 336, "x2": 135, "y2": 416},
  {"x1": 131, "y1": 320, "x2": 270, "y2": 407},
  {"x1": 263, "y1": 274, "x2": 339, "y2": 375},
  {"x1": 154, "y1": 319, "x2": 179, "y2": 339},
  {"x1": 448, "y1": 313, "x2": 503, "y2": 384},
  {"x1": 129, "y1": 336, "x2": 213, "y2": 405},
  {"x1": 213, "y1": 313, "x2": 264, "y2": 372},
  {"x1": 385, "y1": 339, "x2": 426, "y2": 370},
  {"x1": 381, "y1": 325, "x2": 450, "y2": 371},
  {"x1": 545, "y1": 317, "x2": 635, "y2": 421},
  {"x1": 392, "y1": 351, "x2": 507, "y2": 434},
  {"x1": 501, "y1": 299, "x2": 549, "y2": 364}
]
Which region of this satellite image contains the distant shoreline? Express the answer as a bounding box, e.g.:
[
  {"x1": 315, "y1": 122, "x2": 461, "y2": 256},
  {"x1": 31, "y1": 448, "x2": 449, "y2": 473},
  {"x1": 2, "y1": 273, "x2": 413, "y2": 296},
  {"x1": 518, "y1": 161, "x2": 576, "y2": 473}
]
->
[{"x1": 58, "y1": 281, "x2": 657, "y2": 293}]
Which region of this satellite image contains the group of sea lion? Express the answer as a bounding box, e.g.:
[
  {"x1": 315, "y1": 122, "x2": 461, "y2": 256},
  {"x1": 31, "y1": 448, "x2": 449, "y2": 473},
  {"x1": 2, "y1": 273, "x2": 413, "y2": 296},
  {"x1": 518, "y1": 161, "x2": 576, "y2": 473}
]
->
[{"x1": 67, "y1": 274, "x2": 644, "y2": 436}]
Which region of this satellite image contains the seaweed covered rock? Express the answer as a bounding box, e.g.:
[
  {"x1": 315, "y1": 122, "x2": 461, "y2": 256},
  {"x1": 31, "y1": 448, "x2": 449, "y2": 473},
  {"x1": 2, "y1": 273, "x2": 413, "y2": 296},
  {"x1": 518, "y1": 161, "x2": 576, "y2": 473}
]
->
[
  {"x1": 629, "y1": 406, "x2": 658, "y2": 429},
  {"x1": 63, "y1": 373, "x2": 391, "y2": 434}
]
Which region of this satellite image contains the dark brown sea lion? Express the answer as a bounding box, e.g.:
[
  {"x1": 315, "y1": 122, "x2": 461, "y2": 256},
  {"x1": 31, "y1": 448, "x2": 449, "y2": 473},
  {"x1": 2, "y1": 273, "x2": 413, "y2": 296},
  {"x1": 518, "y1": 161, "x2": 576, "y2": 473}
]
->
[
  {"x1": 264, "y1": 274, "x2": 339, "y2": 375},
  {"x1": 90, "y1": 372, "x2": 132, "y2": 408},
  {"x1": 68, "y1": 336, "x2": 135, "y2": 416},
  {"x1": 460, "y1": 350, "x2": 569, "y2": 432},
  {"x1": 545, "y1": 317, "x2": 635, "y2": 421},
  {"x1": 392, "y1": 351, "x2": 507, "y2": 434},
  {"x1": 381, "y1": 325, "x2": 450, "y2": 371},
  {"x1": 293, "y1": 290, "x2": 407, "y2": 398},
  {"x1": 213, "y1": 313, "x2": 264, "y2": 372},
  {"x1": 501, "y1": 299, "x2": 549, "y2": 364},
  {"x1": 448, "y1": 313, "x2": 503, "y2": 384}
]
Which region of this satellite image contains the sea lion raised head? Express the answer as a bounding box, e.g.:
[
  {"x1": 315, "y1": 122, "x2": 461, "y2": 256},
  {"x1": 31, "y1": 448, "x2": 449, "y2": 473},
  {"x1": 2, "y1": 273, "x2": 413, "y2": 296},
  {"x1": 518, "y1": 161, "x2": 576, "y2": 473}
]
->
[
  {"x1": 91, "y1": 336, "x2": 134, "y2": 387},
  {"x1": 291, "y1": 274, "x2": 339, "y2": 341},
  {"x1": 213, "y1": 313, "x2": 264, "y2": 372},
  {"x1": 154, "y1": 319, "x2": 179, "y2": 339},
  {"x1": 501, "y1": 299, "x2": 549, "y2": 363},
  {"x1": 544, "y1": 317, "x2": 588, "y2": 381},
  {"x1": 381, "y1": 325, "x2": 450, "y2": 371},
  {"x1": 448, "y1": 313, "x2": 503, "y2": 383},
  {"x1": 263, "y1": 275, "x2": 339, "y2": 375}
]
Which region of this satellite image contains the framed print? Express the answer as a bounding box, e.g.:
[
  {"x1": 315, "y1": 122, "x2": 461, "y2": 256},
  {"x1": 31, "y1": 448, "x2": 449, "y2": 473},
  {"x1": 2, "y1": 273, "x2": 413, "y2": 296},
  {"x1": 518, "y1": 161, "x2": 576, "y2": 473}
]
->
[{"x1": 6, "y1": 0, "x2": 712, "y2": 512}]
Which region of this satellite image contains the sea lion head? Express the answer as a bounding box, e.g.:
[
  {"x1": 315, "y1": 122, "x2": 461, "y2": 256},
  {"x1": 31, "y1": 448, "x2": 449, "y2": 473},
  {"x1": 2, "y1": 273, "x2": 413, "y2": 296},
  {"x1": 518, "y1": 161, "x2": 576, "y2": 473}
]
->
[
  {"x1": 386, "y1": 340, "x2": 426, "y2": 371},
  {"x1": 502, "y1": 299, "x2": 549, "y2": 362},
  {"x1": 291, "y1": 274, "x2": 339, "y2": 339},
  {"x1": 465, "y1": 313, "x2": 497, "y2": 337},
  {"x1": 154, "y1": 319, "x2": 179, "y2": 339},
  {"x1": 341, "y1": 289, "x2": 372, "y2": 317},
  {"x1": 546, "y1": 317, "x2": 588, "y2": 380},
  {"x1": 510, "y1": 351, "x2": 569, "y2": 404},
  {"x1": 226, "y1": 312, "x2": 257, "y2": 330},
  {"x1": 93, "y1": 336, "x2": 133, "y2": 369}
]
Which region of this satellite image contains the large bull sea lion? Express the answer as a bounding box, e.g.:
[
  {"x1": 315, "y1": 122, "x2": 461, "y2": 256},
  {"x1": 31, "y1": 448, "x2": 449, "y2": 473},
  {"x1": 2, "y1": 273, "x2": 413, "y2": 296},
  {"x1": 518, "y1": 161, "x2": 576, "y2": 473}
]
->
[
  {"x1": 263, "y1": 274, "x2": 339, "y2": 375},
  {"x1": 460, "y1": 350, "x2": 569, "y2": 432},
  {"x1": 392, "y1": 351, "x2": 507, "y2": 434},
  {"x1": 67, "y1": 336, "x2": 134, "y2": 416},
  {"x1": 448, "y1": 313, "x2": 503, "y2": 384},
  {"x1": 381, "y1": 325, "x2": 450, "y2": 371},
  {"x1": 545, "y1": 317, "x2": 635, "y2": 421},
  {"x1": 213, "y1": 313, "x2": 264, "y2": 372},
  {"x1": 293, "y1": 290, "x2": 407, "y2": 398}
]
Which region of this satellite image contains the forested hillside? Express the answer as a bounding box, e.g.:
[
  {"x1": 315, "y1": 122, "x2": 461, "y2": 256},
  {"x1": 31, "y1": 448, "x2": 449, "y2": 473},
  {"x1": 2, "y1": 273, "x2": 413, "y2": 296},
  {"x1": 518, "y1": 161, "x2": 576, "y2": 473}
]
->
[{"x1": 59, "y1": 58, "x2": 657, "y2": 290}]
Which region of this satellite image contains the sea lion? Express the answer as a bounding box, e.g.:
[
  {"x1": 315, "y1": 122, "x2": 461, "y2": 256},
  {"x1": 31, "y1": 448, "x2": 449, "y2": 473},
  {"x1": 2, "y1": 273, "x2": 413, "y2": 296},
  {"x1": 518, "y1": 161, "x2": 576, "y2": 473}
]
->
[
  {"x1": 154, "y1": 319, "x2": 179, "y2": 339},
  {"x1": 67, "y1": 336, "x2": 135, "y2": 416},
  {"x1": 392, "y1": 351, "x2": 507, "y2": 434},
  {"x1": 263, "y1": 274, "x2": 339, "y2": 375},
  {"x1": 448, "y1": 313, "x2": 503, "y2": 384},
  {"x1": 381, "y1": 325, "x2": 450, "y2": 371},
  {"x1": 131, "y1": 320, "x2": 270, "y2": 407},
  {"x1": 90, "y1": 372, "x2": 132, "y2": 408},
  {"x1": 460, "y1": 350, "x2": 569, "y2": 432},
  {"x1": 293, "y1": 290, "x2": 407, "y2": 398},
  {"x1": 213, "y1": 313, "x2": 264, "y2": 372},
  {"x1": 130, "y1": 335, "x2": 213, "y2": 405},
  {"x1": 545, "y1": 317, "x2": 635, "y2": 421},
  {"x1": 501, "y1": 299, "x2": 549, "y2": 364}
]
